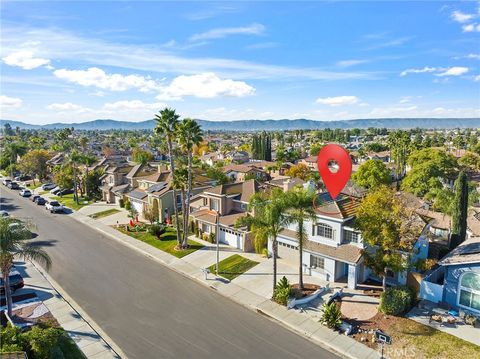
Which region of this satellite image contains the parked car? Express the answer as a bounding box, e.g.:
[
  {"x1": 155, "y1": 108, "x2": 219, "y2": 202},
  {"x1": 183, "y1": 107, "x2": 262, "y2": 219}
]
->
[
  {"x1": 2, "y1": 178, "x2": 12, "y2": 186},
  {"x1": 50, "y1": 187, "x2": 61, "y2": 195},
  {"x1": 35, "y1": 197, "x2": 46, "y2": 205},
  {"x1": 7, "y1": 181, "x2": 20, "y2": 189},
  {"x1": 41, "y1": 183, "x2": 56, "y2": 191},
  {"x1": 19, "y1": 189, "x2": 32, "y2": 197},
  {"x1": 0, "y1": 270, "x2": 24, "y2": 294},
  {"x1": 46, "y1": 200, "x2": 64, "y2": 213},
  {"x1": 57, "y1": 188, "x2": 74, "y2": 196},
  {"x1": 0, "y1": 210, "x2": 9, "y2": 217},
  {"x1": 14, "y1": 175, "x2": 32, "y2": 181},
  {"x1": 31, "y1": 195, "x2": 40, "y2": 202}
]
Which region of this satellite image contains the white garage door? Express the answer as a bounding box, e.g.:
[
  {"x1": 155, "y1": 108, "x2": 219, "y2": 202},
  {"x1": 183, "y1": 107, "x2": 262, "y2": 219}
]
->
[
  {"x1": 131, "y1": 200, "x2": 144, "y2": 216},
  {"x1": 219, "y1": 228, "x2": 242, "y2": 250},
  {"x1": 277, "y1": 241, "x2": 298, "y2": 265}
]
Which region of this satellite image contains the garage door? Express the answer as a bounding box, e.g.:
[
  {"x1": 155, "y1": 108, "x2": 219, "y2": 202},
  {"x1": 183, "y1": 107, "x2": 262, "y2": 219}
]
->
[
  {"x1": 219, "y1": 228, "x2": 242, "y2": 250},
  {"x1": 277, "y1": 240, "x2": 298, "y2": 265},
  {"x1": 131, "y1": 200, "x2": 144, "y2": 216}
]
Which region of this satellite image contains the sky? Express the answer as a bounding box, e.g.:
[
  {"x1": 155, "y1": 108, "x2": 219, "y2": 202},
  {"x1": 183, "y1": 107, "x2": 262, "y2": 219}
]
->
[{"x1": 1, "y1": 0, "x2": 479, "y2": 125}]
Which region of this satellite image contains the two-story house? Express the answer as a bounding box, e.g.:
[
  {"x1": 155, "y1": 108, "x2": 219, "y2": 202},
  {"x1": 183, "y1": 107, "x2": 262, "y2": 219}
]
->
[
  {"x1": 273, "y1": 193, "x2": 366, "y2": 289},
  {"x1": 222, "y1": 164, "x2": 268, "y2": 183},
  {"x1": 100, "y1": 164, "x2": 134, "y2": 204},
  {"x1": 189, "y1": 180, "x2": 269, "y2": 251},
  {"x1": 298, "y1": 156, "x2": 318, "y2": 171}
]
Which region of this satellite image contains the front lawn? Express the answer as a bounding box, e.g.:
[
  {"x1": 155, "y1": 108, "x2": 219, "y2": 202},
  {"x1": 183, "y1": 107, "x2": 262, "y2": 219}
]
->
[
  {"x1": 349, "y1": 312, "x2": 480, "y2": 359},
  {"x1": 208, "y1": 254, "x2": 259, "y2": 281},
  {"x1": 51, "y1": 194, "x2": 93, "y2": 211},
  {"x1": 116, "y1": 226, "x2": 203, "y2": 258},
  {"x1": 89, "y1": 208, "x2": 120, "y2": 219}
]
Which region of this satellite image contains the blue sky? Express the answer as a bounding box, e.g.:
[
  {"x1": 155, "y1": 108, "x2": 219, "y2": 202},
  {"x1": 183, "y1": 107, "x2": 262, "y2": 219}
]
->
[{"x1": 1, "y1": 1, "x2": 479, "y2": 124}]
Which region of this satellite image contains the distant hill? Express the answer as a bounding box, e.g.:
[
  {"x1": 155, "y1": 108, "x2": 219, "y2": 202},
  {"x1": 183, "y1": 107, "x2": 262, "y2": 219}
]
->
[{"x1": 1, "y1": 117, "x2": 479, "y2": 131}]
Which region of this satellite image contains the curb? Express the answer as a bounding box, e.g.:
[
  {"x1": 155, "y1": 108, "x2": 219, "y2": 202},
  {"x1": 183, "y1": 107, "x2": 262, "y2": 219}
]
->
[
  {"x1": 71, "y1": 212, "x2": 380, "y2": 359},
  {"x1": 30, "y1": 260, "x2": 127, "y2": 359}
]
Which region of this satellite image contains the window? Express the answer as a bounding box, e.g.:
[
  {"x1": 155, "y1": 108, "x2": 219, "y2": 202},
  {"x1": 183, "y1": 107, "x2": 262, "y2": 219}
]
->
[
  {"x1": 458, "y1": 272, "x2": 480, "y2": 312},
  {"x1": 202, "y1": 223, "x2": 211, "y2": 233},
  {"x1": 313, "y1": 223, "x2": 334, "y2": 239},
  {"x1": 310, "y1": 255, "x2": 325, "y2": 269},
  {"x1": 203, "y1": 198, "x2": 207, "y2": 206},
  {"x1": 210, "y1": 199, "x2": 219, "y2": 211},
  {"x1": 344, "y1": 230, "x2": 359, "y2": 243}
]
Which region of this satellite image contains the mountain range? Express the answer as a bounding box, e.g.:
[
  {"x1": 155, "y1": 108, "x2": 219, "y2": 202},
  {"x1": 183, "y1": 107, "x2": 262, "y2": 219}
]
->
[{"x1": 1, "y1": 118, "x2": 479, "y2": 131}]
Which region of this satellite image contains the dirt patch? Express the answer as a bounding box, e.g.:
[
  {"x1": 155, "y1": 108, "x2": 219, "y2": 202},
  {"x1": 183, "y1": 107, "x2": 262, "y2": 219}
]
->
[{"x1": 291, "y1": 283, "x2": 321, "y2": 298}]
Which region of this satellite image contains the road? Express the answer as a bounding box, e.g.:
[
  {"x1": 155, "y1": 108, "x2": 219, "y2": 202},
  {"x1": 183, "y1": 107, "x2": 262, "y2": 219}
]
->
[{"x1": 1, "y1": 186, "x2": 340, "y2": 359}]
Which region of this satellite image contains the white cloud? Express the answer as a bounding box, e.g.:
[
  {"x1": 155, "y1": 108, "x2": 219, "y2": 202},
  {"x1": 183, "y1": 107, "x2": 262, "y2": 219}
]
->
[
  {"x1": 46, "y1": 102, "x2": 89, "y2": 112},
  {"x1": 189, "y1": 23, "x2": 265, "y2": 42},
  {"x1": 467, "y1": 53, "x2": 480, "y2": 59},
  {"x1": 451, "y1": 10, "x2": 475, "y2": 23},
  {"x1": 2, "y1": 50, "x2": 50, "y2": 70},
  {"x1": 0, "y1": 95, "x2": 22, "y2": 108},
  {"x1": 474, "y1": 75, "x2": 480, "y2": 82},
  {"x1": 102, "y1": 100, "x2": 166, "y2": 111},
  {"x1": 53, "y1": 67, "x2": 160, "y2": 92},
  {"x1": 400, "y1": 66, "x2": 437, "y2": 77},
  {"x1": 336, "y1": 59, "x2": 369, "y2": 67},
  {"x1": 436, "y1": 66, "x2": 469, "y2": 76},
  {"x1": 315, "y1": 96, "x2": 359, "y2": 106},
  {"x1": 156, "y1": 72, "x2": 255, "y2": 100}
]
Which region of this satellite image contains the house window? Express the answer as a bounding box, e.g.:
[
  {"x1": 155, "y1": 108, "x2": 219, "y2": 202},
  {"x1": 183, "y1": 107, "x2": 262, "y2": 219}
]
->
[
  {"x1": 203, "y1": 197, "x2": 207, "y2": 206},
  {"x1": 458, "y1": 272, "x2": 480, "y2": 312},
  {"x1": 176, "y1": 194, "x2": 182, "y2": 204},
  {"x1": 210, "y1": 199, "x2": 219, "y2": 211},
  {"x1": 344, "y1": 230, "x2": 359, "y2": 243},
  {"x1": 313, "y1": 223, "x2": 334, "y2": 239},
  {"x1": 202, "y1": 223, "x2": 211, "y2": 233},
  {"x1": 310, "y1": 255, "x2": 325, "y2": 269}
]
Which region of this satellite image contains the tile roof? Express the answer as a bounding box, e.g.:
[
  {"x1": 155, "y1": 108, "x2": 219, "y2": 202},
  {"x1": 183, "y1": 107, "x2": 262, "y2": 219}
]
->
[
  {"x1": 204, "y1": 179, "x2": 265, "y2": 202},
  {"x1": 439, "y1": 236, "x2": 480, "y2": 265},
  {"x1": 313, "y1": 192, "x2": 361, "y2": 219},
  {"x1": 279, "y1": 229, "x2": 362, "y2": 264}
]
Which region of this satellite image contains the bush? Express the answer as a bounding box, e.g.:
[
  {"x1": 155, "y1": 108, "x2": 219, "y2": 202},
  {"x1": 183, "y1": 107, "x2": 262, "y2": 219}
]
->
[
  {"x1": 379, "y1": 286, "x2": 414, "y2": 315},
  {"x1": 22, "y1": 326, "x2": 63, "y2": 359},
  {"x1": 118, "y1": 198, "x2": 125, "y2": 208},
  {"x1": 272, "y1": 276, "x2": 292, "y2": 306},
  {"x1": 321, "y1": 302, "x2": 342, "y2": 329},
  {"x1": 148, "y1": 223, "x2": 166, "y2": 238},
  {"x1": 261, "y1": 247, "x2": 269, "y2": 258},
  {"x1": 209, "y1": 232, "x2": 216, "y2": 243},
  {"x1": 124, "y1": 200, "x2": 131, "y2": 211}
]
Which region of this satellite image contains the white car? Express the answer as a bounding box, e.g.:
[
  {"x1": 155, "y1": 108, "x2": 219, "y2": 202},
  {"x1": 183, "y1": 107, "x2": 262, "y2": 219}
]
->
[
  {"x1": 41, "y1": 183, "x2": 56, "y2": 191},
  {"x1": 19, "y1": 189, "x2": 32, "y2": 197},
  {"x1": 45, "y1": 200, "x2": 64, "y2": 213},
  {"x1": 0, "y1": 210, "x2": 9, "y2": 217}
]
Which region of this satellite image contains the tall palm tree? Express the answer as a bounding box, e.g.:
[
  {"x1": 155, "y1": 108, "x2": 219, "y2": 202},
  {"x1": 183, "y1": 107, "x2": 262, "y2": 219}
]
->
[
  {"x1": 173, "y1": 166, "x2": 188, "y2": 240},
  {"x1": 284, "y1": 187, "x2": 316, "y2": 290},
  {"x1": 154, "y1": 108, "x2": 181, "y2": 247},
  {"x1": 176, "y1": 119, "x2": 203, "y2": 248},
  {"x1": 0, "y1": 218, "x2": 51, "y2": 317},
  {"x1": 236, "y1": 188, "x2": 289, "y2": 293}
]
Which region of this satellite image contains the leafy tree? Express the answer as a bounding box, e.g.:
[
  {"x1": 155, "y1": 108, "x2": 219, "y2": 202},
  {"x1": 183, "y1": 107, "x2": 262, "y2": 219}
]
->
[
  {"x1": 352, "y1": 159, "x2": 391, "y2": 190},
  {"x1": 355, "y1": 186, "x2": 418, "y2": 290},
  {"x1": 285, "y1": 163, "x2": 310, "y2": 180},
  {"x1": 205, "y1": 166, "x2": 230, "y2": 185},
  {"x1": 3, "y1": 123, "x2": 14, "y2": 136},
  {"x1": 236, "y1": 188, "x2": 289, "y2": 293},
  {"x1": 132, "y1": 147, "x2": 154, "y2": 165},
  {"x1": 284, "y1": 187, "x2": 316, "y2": 290},
  {"x1": 0, "y1": 218, "x2": 51, "y2": 317},
  {"x1": 451, "y1": 171, "x2": 468, "y2": 248},
  {"x1": 22, "y1": 326, "x2": 63, "y2": 359},
  {"x1": 154, "y1": 108, "x2": 182, "y2": 247},
  {"x1": 459, "y1": 151, "x2": 480, "y2": 171},
  {"x1": 53, "y1": 165, "x2": 74, "y2": 190},
  {"x1": 388, "y1": 130, "x2": 411, "y2": 182},
  {"x1": 364, "y1": 142, "x2": 388, "y2": 152},
  {"x1": 424, "y1": 188, "x2": 454, "y2": 214},
  {"x1": 18, "y1": 149, "x2": 51, "y2": 182}
]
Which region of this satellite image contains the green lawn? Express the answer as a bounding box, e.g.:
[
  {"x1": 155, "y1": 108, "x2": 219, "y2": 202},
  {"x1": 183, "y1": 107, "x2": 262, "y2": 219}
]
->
[
  {"x1": 208, "y1": 254, "x2": 259, "y2": 281},
  {"x1": 58, "y1": 331, "x2": 86, "y2": 359},
  {"x1": 25, "y1": 182, "x2": 42, "y2": 190},
  {"x1": 116, "y1": 226, "x2": 203, "y2": 258},
  {"x1": 51, "y1": 194, "x2": 93, "y2": 211},
  {"x1": 89, "y1": 208, "x2": 120, "y2": 219}
]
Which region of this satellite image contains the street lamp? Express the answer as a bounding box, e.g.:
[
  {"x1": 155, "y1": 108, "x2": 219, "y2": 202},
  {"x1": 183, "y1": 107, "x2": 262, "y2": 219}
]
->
[{"x1": 215, "y1": 210, "x2": 220, "y2": 275}]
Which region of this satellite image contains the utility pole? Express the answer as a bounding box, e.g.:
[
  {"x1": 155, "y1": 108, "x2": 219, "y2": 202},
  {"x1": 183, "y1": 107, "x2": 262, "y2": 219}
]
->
[{"x1": 215, "y1": 210, "x2": 220, "y2": 275}]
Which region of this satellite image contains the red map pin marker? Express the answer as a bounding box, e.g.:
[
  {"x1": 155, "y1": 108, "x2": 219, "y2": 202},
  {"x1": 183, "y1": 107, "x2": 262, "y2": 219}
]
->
[{"x1": 317, "y1": 144, "x2": 352, "y2": 200}]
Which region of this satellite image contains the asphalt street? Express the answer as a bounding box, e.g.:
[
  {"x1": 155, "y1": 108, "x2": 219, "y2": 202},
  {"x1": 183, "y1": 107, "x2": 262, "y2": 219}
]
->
[{"x1": 1, "y1": 186, "x2": 341, "y2": 359}]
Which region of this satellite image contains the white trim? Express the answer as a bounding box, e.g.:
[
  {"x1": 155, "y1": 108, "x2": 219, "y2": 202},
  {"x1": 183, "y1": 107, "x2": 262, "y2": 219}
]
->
[{"x1": 456, "y1": 272, "x2": 480, "y2": 314}]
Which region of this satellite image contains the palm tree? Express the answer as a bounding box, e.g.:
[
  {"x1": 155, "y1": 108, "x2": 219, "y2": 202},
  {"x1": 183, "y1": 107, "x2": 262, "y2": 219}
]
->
[
  {"x1": 173, "y1": 166, "x2": 188, "y2": 240},
  {"x1": 154, "y1": 108, "x2": 181, "y2": 247},
  {"x1": 0, "y1": 218, "x2": 51, "y2": 317},
  {"x1": 284, "y1": 187, "x2": 316, "y2": 290},
  {"x1": 176, "y1": 119, "x2": 203, "y2": 248},
  {"x1": 236, "y1": 188, "x2": 289, "y2": 293}
]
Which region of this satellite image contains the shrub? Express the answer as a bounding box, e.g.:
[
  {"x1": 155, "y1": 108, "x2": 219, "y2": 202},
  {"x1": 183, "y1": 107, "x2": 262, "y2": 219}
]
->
[
  {"x1": 321, "y1": 302, "x2": 342, "y2": 329},
  {"x1": 194, "y1": 225, "x2": 199, "y2": 238},
  {"x1": 124, "y1": 199, "x2": 131, "y2": 211},
  {"x1": 209, "y1": 232, "x2": 216, "y2": 243},
  {"x1": 202, "y1": 233, "x2": 209, "y2": 242},
  {"x1": 22, "y1": 326, "x2": 63, "y2": 359},
  {"x1": 0, "y1": 323, "x2": 23, "y2": 352},
  {"x1": 148, "y1": 223, "x2": 166, "y2": 238},
  {"x1": 379, "y1": 286, "x2": 414, "y2": 315},
  {"x1": 261, "y1": 247, "x2": 269, "y2": 258},
  {"x1": 272, "y1": 276, "x2": 292, "y2": 305}
]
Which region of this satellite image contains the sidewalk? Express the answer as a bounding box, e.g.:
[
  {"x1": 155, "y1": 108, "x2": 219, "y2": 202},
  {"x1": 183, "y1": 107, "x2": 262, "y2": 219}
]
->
[
  {"x1": 72, "y1": 208, "x2": 381, "y2": 359},
  {"x1": 12, "y1": 260, "x2": 121, "y2": 359}
]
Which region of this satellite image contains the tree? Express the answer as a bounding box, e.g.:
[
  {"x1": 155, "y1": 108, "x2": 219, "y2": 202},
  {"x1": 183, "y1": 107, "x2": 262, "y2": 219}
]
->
[
  {"x1": 284, "y1": 187, "x2": 316, "y2": 290},
  {"x1": 388, "y1": 130, "x2": 411, "y2": 183},
  {"x1": 352, "y1": 159, "x2": 391, "y2": 190},
  {"x1": 459, "y1": 152, "x2": 480, "y2": 172},
  {"x1": 53, "y1": 164, "x2": 74, "y2": 190},
  {"x1": 309, "y1": 143, "x2": 324, "y2": 156},
  {"x1": 176, "y1": 118, "x2": 203, "y2": 248},
  {"x1": 18, "y1": 149, "x2": 51, "y2": 182},
  {"x1": 355, "y1": 186, "x2": 418, "y2": 290},
  {"x1": 0, "y1": 218, "x2": 51, "y2": 317},
  {"x1": 236, "y1": 188, "x2": 289, "y2": 294},
  {"x1": 285, "y1": 163, "x2": 310, "y2": 180},
  {"x1": 154, "y1": 108, "x2": 182, "y2": 247},
  {"x1": 451, "y1": 171, "x2": 468, "y2": 248},
  {"x1": 132, "y1": 147, "x2": 154, "y2": 165}
]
